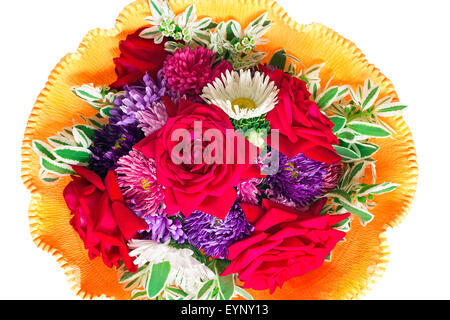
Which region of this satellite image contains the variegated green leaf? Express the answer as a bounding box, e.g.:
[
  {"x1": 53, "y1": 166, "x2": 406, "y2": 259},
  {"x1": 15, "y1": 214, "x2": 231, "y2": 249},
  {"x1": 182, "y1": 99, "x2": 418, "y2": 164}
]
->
[
  {"x1": 358, "y1": 182, "x2": 399, "y2": 197},
  {"x1": 375, "y1": 102, "x2": 408, "y2": 117},
  {"x1": 146, "y1": 261, "x2": 171, "y2": 299},
  {"x1": 347, "y1": 121, "x2": 391, "y2": 138},
  {"x1": 334, "y1": 198, "x2": 374, "y2": 225},
  {"x1": 329, "y1": 116, "x2": 346, "y2": 134},
  {"x1": 354, "y1": 142, "x2": 380, "y2": 158},
  {"x1": 269, "y1": 49, "x2": 287, "y2": 70},
  {"x1": 40, "y1": 158, "x2": 76, "y2": 176},
  {"x1": 72, "y1": 127, "x2": 92, "y2": 149},
  {"x1": 197, "y1": 279, "x2": 215, "y2": 299},
  {"x1": 32, "y1": 140, "x2": 57, "y2": 160},
  {"x1": 234, "y1": 286, "x2": 254, "y2": 300},
  {"x1": 334, "y1": 145, "x2": 361, "y2": 160},
  {"x1": 317, "y1": 87, "x2": 339, "y2": 110},
  {"x1": 54, "y1": 146, "x2": 92, "y2": 165},
  {"x1": 362, "y1": 85, "x2": 380, "y2": 110}
]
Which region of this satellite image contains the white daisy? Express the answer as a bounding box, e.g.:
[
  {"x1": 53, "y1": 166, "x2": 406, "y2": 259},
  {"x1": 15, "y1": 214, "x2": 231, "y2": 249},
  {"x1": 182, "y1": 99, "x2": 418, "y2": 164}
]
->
[
  {"x1": 127, "y1": 239, "x2": 215, "y2": 295},
  {"x1": 201, "y1": 69, "x2": 279, "y2": 120}
]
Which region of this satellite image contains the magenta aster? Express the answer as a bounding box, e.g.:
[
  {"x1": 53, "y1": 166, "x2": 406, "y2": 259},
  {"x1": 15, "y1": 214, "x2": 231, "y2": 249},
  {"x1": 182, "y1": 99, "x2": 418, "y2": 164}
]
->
[
  {"x1": 115, "y1": 149, "x2": 165, "y2": 218},
  {"x1": 162, "y1": 46, "x2": 232, "y2": 100}
]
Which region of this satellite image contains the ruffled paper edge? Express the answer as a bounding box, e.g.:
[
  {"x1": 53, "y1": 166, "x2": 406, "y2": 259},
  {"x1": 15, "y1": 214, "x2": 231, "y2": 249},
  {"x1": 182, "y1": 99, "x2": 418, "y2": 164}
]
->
[{"x1": 20, "y1": 0, "x2": 418, "y2": 300}]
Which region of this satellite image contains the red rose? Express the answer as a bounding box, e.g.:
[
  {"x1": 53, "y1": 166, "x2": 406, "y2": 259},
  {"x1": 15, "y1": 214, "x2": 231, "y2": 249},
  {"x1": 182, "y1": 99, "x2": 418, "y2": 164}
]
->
[
  {"x1": 261, "y1": 66, "x2": 340, "y2": 163},
  {"x1": 222, "y1": 198, "x2": 349, "y2": 293},
  {"x1": 110, "y1": 28, "x2": 169, "y2": 89},
  {"x1": 63, "y1": 166, "x2": 148, "y2": 272},
  {"x1": 134, "y1": 98, "x2": 263, "y2": 220}
]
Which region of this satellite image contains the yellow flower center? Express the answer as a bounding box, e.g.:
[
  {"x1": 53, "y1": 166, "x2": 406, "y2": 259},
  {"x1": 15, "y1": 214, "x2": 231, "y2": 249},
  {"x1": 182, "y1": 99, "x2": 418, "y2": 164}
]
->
[
  {"x1": 141, "y1": 179, "x2": 152, "y2": 193},
  {"x1": 232, "y1": 98, "x2": 257, "y2": 111}
]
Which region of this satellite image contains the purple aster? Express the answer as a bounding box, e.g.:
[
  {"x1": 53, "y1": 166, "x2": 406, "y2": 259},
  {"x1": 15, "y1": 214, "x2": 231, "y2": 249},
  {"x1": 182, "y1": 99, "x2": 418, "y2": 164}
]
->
[
  {"x1": 183, "y1": 201, "x2": 254, "y2": 259},
  {"x1": 113, "y1": 72, "x2": 167, "y2": 126},
  {"x1": 265, "y1": 152, "x2": 341, "y2": 208},
  {"x1": 115, "y1": 149, "x2": 165, "y2": 218},
  {"x1": 88, "y1": 110, "x2": 144, "y2": 177},
  {"x1": 141, "y1": 213, "x2": 187, "y2": 244}
]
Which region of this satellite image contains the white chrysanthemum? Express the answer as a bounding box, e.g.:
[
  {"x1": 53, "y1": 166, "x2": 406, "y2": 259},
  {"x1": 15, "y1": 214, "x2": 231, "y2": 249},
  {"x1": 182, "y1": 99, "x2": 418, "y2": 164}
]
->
[
  {"x1": 128, "y1": 240, "x2": 215, "y2": 295},
  {"x1": 201, "y1": 69, "x2": 279, "y2": 120}
]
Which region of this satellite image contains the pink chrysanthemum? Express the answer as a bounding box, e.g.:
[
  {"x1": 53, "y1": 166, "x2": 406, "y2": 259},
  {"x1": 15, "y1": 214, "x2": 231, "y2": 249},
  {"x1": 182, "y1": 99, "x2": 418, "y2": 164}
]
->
[
  {"x1": 162, "y1": 46, "x2": 232, "y2": 99},
  {"x1": 136, "y1": 101, "x2": 168, "y2": 136},
  {"x1": 115, "y1": 149, "x2": 165, "y2": 217},
  {"x1": 237, "y1": 178, "x2": 263, "y2": 205}
]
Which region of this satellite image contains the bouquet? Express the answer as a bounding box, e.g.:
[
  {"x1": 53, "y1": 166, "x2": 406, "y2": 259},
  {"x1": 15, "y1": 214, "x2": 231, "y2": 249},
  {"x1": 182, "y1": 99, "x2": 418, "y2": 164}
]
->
[{"x1": 22, "y1": 0, "x2": 418, "y2": 300}]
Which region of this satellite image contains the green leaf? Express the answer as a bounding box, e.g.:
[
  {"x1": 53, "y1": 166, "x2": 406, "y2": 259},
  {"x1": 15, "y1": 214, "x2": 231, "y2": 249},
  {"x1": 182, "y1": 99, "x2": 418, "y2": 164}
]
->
[
  {"x1": 344, "y1": 162, "x2": 366, "y2": 186},
  {"x1": 217, "y1": 274, "x2": 234, "y2": 300},
  {"x1": 48, "y1": 137, "x2": 71, "y2": 147},
  {"x1": 317, "y1": 87, "x2": 339, "y2": 110},
  {"x1": 251, "y1": 12, "x2": 266, "y2": 27},
  {"x1": 340, "y1": 201, "x2": 374, "y2": 225},
  {"x1": 140, "y1": 26, "x2": 161, "y2": 38},
  {"x1": 358, "y1": 182, "x2": 399, "y2": 197},
  {"x1": 355, "y1": 142, "x2": 379, "y2": 158},
  {"x1": 375, "y1": 103, "x2": 408, "y2": 117},
  {"x1": 73, "y1": 125, "x2": 95, "y2": 139},
  {"x1": 329, "y1": 116, "x2": 346, "y2": 134},
  {"x1": 100, "y1": 106, "x2": 115, "y2": 118},
  {"x1": 183, "y1": 5, "x2": 194, "y2": 25},
  {"x1": 40, "y1": 158, "x2": 76, "y2": 176},
  {"x1": 72, "y1": 128, "x2": 92, "y2": 149},
  {"x1": 362, "y1": 85, "x2": 380, "y2": 110},
  {"x1": 119, "y1": 265, "x2": 147, "y2": 283},
  {"x1": 149, "y1": 0, "x2": 163, "y2": 17},
  {"x1": 197, "y1": 279, "x2": 215, "y2": 299},
  {"x1": 269, "y1": 49, "x2": 287, "y2": 71},
  {"x1": 146, "y1": 261, "x2": 171, "y2": 299},
  {"x1": 32, "y1": 140, "x2": 57, "y2": 160},
  {"x1": 234, "y1": 286, "x2": 254, "y2": 300},
  {"x1": 124, "y1": 277, "x2": 139, "y2": 289},
  {"x1": 54, "y1": 146, "x2": 92, "y2": 165},
  {"x1": 225, "y1": 21, "x2": 240, "y2": 41},
  {"x1": 333, "y1": 145, "x2": 360, "y2": 160},
  {"x1": 165, "y1": 287, "x2": 188, "y2": 299},
  {"x1": 333, "y1": 217, "x2": 351, "y2": 230},
  {"x1": 41, "y1": 176, "x2": 60, "y2": 184},
  {"x1": 347, "y1": 121, "x2": 391, "y2": 138},
  {"x1": 327, "y1": 189, "x2": 352, "y2": 203},
  {"x1": 131, "y1": 290, "x2": 147, "y2": 300},
  {"x1": 337, "y1": 130, "x2": 357, "y2": 144}
]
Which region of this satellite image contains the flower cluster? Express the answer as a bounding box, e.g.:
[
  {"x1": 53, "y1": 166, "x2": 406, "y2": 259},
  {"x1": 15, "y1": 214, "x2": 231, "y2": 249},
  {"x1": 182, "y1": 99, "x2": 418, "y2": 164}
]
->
[{"x1": 31, "y1": 0, "x2": 407, "y2": 300}]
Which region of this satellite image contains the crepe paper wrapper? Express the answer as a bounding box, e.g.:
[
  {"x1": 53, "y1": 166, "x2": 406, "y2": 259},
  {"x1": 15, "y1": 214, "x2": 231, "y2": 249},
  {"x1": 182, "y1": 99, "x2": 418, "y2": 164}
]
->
[{"x1": 21, "y1": 0, "x2": 418, "y2": 300}]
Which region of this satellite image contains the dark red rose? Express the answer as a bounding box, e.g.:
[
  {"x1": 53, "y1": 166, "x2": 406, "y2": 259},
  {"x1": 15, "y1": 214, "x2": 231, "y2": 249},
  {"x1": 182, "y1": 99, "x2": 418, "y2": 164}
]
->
[
  {"x1": 134, "y1": 98, "x2": 263, "y2": 220},
  {"x1": 260, "y1": 66, "x2": 340, "y2": 163},
  {"x1": 63, "y1": 166, "x2": 148, "y2": 272},
  {"x1": 221, "y1": 198, "x2": 349, "y2": 293},
  {"x1": 110, "y1": 28, "x2": 169, "y2": 89}
]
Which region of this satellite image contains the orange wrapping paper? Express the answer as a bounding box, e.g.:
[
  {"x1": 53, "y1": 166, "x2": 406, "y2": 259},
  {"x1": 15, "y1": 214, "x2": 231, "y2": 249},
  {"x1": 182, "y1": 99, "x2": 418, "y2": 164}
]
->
[{"x1": 21, "y1": 0, "x2": 418, "y2": 300}]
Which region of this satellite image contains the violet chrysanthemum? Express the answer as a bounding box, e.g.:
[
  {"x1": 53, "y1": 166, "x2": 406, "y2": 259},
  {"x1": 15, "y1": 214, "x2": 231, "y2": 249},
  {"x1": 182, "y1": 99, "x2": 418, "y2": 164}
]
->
[
  {"x1": 88, "y1": 112, "x2": 144, "y2": 177},
  {"x1": 162, "y1": 46, "x2": 232, "y2": 100},
  {"x1": 113, "y1": 72, "x2": 167, "y2": 126},
  {"x1": 183, "y1": 201, "x2": 254, "y2": 259},
  {"x1": 266, "y1": 153, "x2": 341, "y2": 208},
  {"x1": 141, "y1": 214, "x2": 187, "y2": 244},
  {"x1": 115, "y1": 149, "x2": 165, "y2": 218}
]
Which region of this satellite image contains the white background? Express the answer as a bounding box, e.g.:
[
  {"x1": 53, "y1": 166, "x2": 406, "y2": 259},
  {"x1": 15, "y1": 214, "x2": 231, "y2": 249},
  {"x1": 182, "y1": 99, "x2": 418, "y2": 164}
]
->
[{"x1": 0, "y1": 0, "x2": 449, "y2": 300}]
